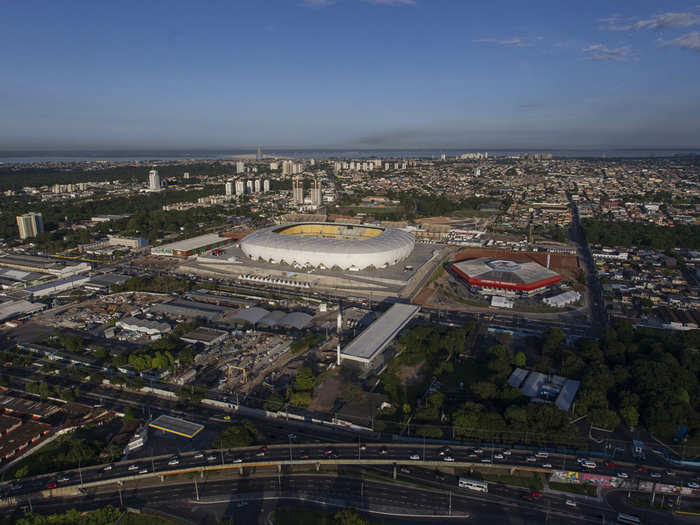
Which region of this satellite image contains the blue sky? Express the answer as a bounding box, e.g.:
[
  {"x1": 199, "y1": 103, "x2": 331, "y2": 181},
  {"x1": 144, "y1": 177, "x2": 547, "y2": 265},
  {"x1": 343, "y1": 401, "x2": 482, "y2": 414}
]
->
[{"x1": 1, "y1": 0, "x2": 699, "y2": 150}]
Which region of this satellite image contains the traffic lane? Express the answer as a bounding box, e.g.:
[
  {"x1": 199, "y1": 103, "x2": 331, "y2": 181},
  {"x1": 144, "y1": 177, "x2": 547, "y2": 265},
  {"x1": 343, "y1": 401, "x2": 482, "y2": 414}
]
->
[{"x1": 18, "y1": 475, "x2": 590, "y2": 525}]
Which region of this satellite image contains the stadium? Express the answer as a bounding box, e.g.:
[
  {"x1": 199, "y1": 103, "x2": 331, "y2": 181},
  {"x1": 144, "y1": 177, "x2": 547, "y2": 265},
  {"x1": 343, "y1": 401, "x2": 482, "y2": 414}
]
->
[
  {"x1": 451, "y1": 257, "x2": 561, "y2": 296},
  {"x1": 239, "y1": 223, "x2": 415, "y2": 271}
]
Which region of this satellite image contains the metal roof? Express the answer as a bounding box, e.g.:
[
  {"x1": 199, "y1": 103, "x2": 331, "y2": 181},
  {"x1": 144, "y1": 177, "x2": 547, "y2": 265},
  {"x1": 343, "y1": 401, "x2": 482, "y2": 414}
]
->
[
  {"x1": 452, "y1": 257, "x2": 560, "y2": 285},
  {"x1": 279, "y1": 312, "x2": 313, "y2": 329},
  {"x1": 148, "y1": 415, "x2": 203, "y2": 438},
  {"x1": 155, "y1": 233, "x2": 224, "y2": 252},
  {"x1": 258, "y1": 310, "x2": 286, "y2": 327},
  {"x1": 521, "y1": 371, "x2": 547, "y2": 398},
  {"x1": 507, "y1": 368, "x2": 529, "y2": 388},
  {"x1": 555, "y1": 379, "x2": 581, "y2": 411},
  {"x1": 341, "y1": 303, "x2": 421, "y2": 362},
  {"x1": 230, "y1": 307, "x2": 270, "y2": 324}
]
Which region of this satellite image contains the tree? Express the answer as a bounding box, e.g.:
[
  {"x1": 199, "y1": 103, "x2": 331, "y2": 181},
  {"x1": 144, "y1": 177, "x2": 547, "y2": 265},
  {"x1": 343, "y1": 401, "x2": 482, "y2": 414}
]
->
[
  {"x1": 513, "y1": 351, "x2": 527, "y2": 368},
  {"x1": 619, "y1": 406, "x2": 639, "y2": 429},
  {"x1": 334, "y1": 508, "x2": 369, "y2": 525},
  {"x1": 471, "y1": 381, "x2": 498, "y2": 400},
  {"x1": 591, "y1": 409, "x2": 620, "y2": 430},
  {"x1": 123, "y1": 406, "x2": 136, "y2": 422},
  {"x1": 293, "y1": 367, "x2": 315, "y2": 392}
]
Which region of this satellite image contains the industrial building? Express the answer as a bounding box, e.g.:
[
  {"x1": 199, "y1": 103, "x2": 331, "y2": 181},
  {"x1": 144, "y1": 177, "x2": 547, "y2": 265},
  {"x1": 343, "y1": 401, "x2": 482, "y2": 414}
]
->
[
  {"x1": 150, "y1": 299, "x2": 232, "y2": 321},
  {"x1": 451, "y1": 257, "x2": 561, "y2": 296},
  {"x1": 0, "y1": 255, "x2": 90, "y2": 279},
  {"x1": 151, "y1": 233, "x2": 232, "y2": 257},
  {"x1": 338, "y1": 303, "x2": 421, "y2": 372},
  {"x1": 240, "y1": 223, "x2": 415, "y2": 271},
  {"x1": 116, "y1": 316, "x2": 172, "y2": 336}
]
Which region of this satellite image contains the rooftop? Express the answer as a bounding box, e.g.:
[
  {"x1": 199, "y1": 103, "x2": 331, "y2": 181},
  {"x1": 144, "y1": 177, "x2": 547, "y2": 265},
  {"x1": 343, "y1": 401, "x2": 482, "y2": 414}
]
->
[
  {"x1": 341, "y1": 303, "x2": 421, "y2": 362},
  {"x1": 149, "y1": 414, "x2": 204, "y2": 438},
  {"x1": 154, "y1": 233, "x2": 224, "y2": 252}
]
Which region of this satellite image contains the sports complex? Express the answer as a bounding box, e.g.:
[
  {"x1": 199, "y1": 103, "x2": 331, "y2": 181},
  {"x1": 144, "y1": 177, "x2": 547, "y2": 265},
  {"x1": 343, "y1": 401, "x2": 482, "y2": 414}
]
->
[
  {"x1": 451, "y1": 257, "x2": 562, "y2": 296},
  {"x1": 239, "y1": 222, "x2": 415, "y2": 271}
]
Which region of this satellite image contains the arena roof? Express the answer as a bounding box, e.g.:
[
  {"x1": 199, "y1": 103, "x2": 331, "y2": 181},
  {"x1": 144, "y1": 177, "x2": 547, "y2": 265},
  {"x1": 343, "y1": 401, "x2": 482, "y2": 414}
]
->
[
  {"x1": 149, "y1": 414, "x2": 203, "y2": 438},
  {"x1": 340, "y1": 303, "x2": 421, "y2": 364},
  {"x1": 239, "y1": 222, "x2": 415, "y2": 271},
  {"x1": 452, "y1": 257, "x2": 561, "y2": 292},
  {"x1": 259, "y1": 310, "x2": 286, "y2": 327}
]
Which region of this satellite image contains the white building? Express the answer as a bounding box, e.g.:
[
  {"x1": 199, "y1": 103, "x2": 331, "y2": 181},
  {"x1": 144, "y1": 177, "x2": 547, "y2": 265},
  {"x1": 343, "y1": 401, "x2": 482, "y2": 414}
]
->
[
  {"x1": 235, "y1": 180, "x2": 245, "y2": 196},
  {"x1": 148, "y1": 169, "x2": 161, "y2": 191},
  {"x1": 236, "y1": 161, "x2": 245, "y2": 174},
  {"x1": 225, "y1": 180, "x2": 234, "y2": 197},
  {"x1": 16, "y1": 212, "x2": 44, "y2": 240},
  {"x1": 254, "y1": 179, "x2": 261, "y2": 193},
  {"x1": 263, "y1": 179, "x2": 270, "y2": 193},
  {"x1": 246, "y1": 180, "x2": 254, "y2": 193},
  {"x1": 543, "y1": 290, "x2": 581, "y2": 308}
]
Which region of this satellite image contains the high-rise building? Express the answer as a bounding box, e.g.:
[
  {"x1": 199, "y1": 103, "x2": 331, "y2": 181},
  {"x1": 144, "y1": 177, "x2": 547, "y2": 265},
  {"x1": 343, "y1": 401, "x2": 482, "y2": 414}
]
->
[
  {"x1": 270, "y1": 162, "x2": 279, "y2": 171},
  {"x1": 183, "y1": 172, "x2": 190, "y2": 179},
  {"x1": 16, "y1": 212, "x2": 44, "y2": 240},
  {"x1": 254, "y1": 179, "x2": 261, "y2": 193},
  {"x1": 256, "y1": 146, "x2": 263, "y2": 161},
  {"x1": 236, "y1": 161, "x2": 245, "y2": 174},
  {"x1": 225, "y1": 180, "x2": 234, "y2": 197},
  {"x1": 235, "y1": 180, "x2": 245, "y2": 196},
  {"x1": 311, "y1": 178, "x2": 322, "y2": 207},
  {"x1": 148, "y1": 169, "x2": 161, "y2": 191},
  {"x1": 263, "y1": 179, "x2": 270, "y2": 193},
  {"x1": 292, "y1": 176, "x2": 304, "y2": 204},
  {"x1": 246, "y1": 180, "x2": 254, "y2": 193}
]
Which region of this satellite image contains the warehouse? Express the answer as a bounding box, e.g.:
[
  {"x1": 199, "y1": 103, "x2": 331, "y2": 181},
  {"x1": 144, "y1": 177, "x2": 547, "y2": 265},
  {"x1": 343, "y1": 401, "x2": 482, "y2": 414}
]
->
[
  {"x1": 451, "y1": 258, "x2": 561, "y2": 296},
  {"x1": 151, "y1": 233, "x2": 231, "y2": 257}
]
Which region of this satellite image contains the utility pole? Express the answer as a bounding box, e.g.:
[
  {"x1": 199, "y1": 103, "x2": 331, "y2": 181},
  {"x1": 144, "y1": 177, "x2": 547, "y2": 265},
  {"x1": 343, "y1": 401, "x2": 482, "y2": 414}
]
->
[
  {"x1": 449, "y1": 490, "x2": 452, "y2": 516},
  {"x1": 194, "y1": 479, "x2": 199, "y2": 501}
]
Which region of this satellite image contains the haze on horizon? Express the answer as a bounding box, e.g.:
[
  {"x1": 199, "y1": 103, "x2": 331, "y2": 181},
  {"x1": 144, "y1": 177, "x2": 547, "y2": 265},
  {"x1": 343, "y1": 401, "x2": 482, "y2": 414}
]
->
[{"x1": 2, "y1": 0, "x2": 700, "y2": 151}]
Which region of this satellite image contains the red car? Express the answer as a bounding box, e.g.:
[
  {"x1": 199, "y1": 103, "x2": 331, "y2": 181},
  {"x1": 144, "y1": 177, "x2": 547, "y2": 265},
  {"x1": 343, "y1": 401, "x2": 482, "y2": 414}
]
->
[
  {"x1": 637, "y1": 467, "x2": 648, "y2": 473},
  {"x1": 604, "y1": 460, "x2": 617, "y2": 467},
  {"x1": 47, "y1": 482, "x2": 57, "y2": 489},
  {"x1": 531, "y1": 491, "x2": 543, "y2": 498}
]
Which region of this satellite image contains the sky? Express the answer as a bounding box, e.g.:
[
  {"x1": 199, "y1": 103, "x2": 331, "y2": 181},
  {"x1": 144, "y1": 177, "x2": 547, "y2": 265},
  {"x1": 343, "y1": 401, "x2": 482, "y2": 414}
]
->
[{"x1": 1, "y1": 0, "x2": 700, "y2": 150}]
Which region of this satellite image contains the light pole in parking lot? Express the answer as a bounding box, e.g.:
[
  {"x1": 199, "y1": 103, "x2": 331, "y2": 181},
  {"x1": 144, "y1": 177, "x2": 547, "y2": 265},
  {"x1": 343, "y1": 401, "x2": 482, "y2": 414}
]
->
[{"x1": 289, "y1": 435, "x2": 295, "y2": 461}]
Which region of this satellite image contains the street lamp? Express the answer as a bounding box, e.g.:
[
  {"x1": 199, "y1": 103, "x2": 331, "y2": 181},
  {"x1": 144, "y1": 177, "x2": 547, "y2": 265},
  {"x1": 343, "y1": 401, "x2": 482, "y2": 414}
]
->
[{"x1": 289, "y1": 434, "x2": 295, "y2": 461}]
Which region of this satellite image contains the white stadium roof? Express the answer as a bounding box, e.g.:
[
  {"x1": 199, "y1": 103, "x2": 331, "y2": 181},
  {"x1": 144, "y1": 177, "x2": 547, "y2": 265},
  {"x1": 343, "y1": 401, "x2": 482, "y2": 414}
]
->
[{"x1": 239, "y1": 223, "x2": 415, "y2": 271}]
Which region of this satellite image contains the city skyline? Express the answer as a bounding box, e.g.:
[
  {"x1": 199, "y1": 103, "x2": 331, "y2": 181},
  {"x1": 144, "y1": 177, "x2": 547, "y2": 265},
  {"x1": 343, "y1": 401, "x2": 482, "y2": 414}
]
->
[{"x1": 2, "y1": 0, "x2": 700, "y2": 150}]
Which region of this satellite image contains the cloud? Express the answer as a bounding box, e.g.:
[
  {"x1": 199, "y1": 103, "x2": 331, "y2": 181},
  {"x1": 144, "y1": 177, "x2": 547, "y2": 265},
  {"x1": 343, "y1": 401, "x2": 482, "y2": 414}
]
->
[
  {"x1": 474, "y1": 37, "x2": 528, "y2": 48},
  {"x1": 657, "y1": 31, "x2": 700, "y2": 51},
  {"x1": 582, "y1": 44, "x2": 636, "y2": 61},
  {"x1": 601, "y1": 12, "x2": 700, "y2": 31},
  {"x1": 362, "y1": 0, "x2": 416, "y2": 5}
]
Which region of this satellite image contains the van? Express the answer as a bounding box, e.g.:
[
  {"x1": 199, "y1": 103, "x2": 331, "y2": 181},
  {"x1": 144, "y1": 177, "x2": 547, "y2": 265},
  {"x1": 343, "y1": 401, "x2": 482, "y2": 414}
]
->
[
  {"x1": 582, "y1": 461, "x2": 597, "y2": 469},
  {"x1": 535, "y1": 451, "x2": 548, "y2": 458}
]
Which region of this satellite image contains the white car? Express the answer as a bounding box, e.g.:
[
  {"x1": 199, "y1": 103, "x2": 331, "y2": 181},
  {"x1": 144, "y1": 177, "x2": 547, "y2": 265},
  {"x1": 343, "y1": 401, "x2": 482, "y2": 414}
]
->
[
  {"x1": 194, "y1": 452, "x2": 204, "y2": 459},
  {"x1": 57, "y1": 475, "x2": 70, "y2": 483},
  {"x1": 542, "y1": 463, "x2": 552, "y2": 468},
  {"x1": 502, "y1": 450, "x2": 512, "y2": 456},
  {"x1": 128, "y1": 464, "x2": 139, "y2": 471},
  {"x1": 138, "y1": 468, "x2": 148, "y2": 474},
  {"x1": 443, "y1": 456, "x2": 455, "y2": 462},
  {"x1": 535, "y1": 452, "x2": 548, "y2": 458},
  {"x1": 206, "y1": 455, "x2": 217, "y2": 462},
  {"x1": 616, "y1": 472, "x2": 629, "y2": 479},
  {"x1": 581, "y1": 461, "x2": 597, "y2": 469},
  {"x1": 473, "y1": 448, "x2": 484, "y2": 454},
  {"x1": 409, "y1": 454, "x2": 420, "y2": 461},
  {"x1": 481, "y1": 458, "x2": 492, "y2": 463},
  {"x1": 688, "y1": 481, "x2": 699, "y2": 489},
  {"x1": 167, "y1": 457, "x2": 180, "y2": 466},
  {"x1": 576, "y1": 457, "x2": 588, "y2": 464},
  {"x1": 232, "y1": 458, "x2": 243, "y2": 463},
  {"x1": 494, "y1": 454, "x2": 504, "y2": 460},
  {"x1": 565, "y1": 499, "x2": 577, "y2": 507},
  {"x1": 103, "y1": 464, "x2": 113, "y2": 471},
  {"x1": 526, "y1": 456, "x2": 537, "y2": 463},
  {"x1": 649, "y1": 472, "x2": 662, "y2": 479}
]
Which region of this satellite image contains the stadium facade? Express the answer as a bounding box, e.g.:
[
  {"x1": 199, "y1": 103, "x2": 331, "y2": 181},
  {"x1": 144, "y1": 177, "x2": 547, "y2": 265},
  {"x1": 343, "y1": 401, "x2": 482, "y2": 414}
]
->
[
  {"x1": 239, "y1": 223, "x2": 415, "y2": 271},
  {"x1": 451, "y1": 257, "x2": 561, "y2": 296}
]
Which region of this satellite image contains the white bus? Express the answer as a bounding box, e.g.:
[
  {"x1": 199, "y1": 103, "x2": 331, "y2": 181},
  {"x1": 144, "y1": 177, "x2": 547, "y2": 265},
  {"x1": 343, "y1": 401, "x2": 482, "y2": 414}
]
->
[
  {"x1": 616, "y1": 513, "x2": 641, "y2": 524},
  {"x1": 458, "y1": 477, "x2": 488, "y2": 493}
]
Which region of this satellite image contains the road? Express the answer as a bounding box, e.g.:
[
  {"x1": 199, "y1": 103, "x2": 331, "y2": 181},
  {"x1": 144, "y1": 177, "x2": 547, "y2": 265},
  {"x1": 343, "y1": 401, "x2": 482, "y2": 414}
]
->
[{"x1": 5, "y1": 441, "x2": 699, "y2": 501}]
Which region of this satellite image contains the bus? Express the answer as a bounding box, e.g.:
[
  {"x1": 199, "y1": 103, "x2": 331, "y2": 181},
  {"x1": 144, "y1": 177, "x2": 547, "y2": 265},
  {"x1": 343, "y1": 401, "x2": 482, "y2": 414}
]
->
[
  {"x1": 458, "y1": 478, "x2": 488, "y2": 493},
  {"x1": 616, "y1": 513, "x2": 641, "y2": 524}
]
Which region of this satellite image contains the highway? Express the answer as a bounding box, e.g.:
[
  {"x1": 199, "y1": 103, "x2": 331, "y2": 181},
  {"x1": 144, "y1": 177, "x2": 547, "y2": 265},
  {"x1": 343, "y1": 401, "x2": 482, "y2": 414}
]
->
[{"x1": 4, "y1": 441, "x2": 699, "y2": 499}]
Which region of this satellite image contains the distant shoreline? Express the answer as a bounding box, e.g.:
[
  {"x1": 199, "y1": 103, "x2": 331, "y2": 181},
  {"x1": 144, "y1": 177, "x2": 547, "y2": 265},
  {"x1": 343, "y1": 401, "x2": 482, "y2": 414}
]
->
[{"x1": 0, "y1": 148, "x2": 698, "y2": 165}]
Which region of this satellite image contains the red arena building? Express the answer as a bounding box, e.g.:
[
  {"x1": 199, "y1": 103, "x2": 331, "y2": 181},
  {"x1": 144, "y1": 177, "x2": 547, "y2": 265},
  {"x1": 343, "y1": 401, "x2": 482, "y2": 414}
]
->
[{"x1": 451, "y1": 257, "x2": 561, "y2": 296}]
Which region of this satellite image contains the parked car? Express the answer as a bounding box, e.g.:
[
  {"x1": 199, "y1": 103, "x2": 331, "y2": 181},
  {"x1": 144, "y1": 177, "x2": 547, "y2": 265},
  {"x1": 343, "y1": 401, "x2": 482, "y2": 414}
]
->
[
  {"x1": 128, "y1": 464, "x2": 140, "y2": 471},
  {"x1": 526, "y1": 456, "x2": 537, "y2": 463},
  {"x1": 565, "y1": 499, "x2": 577, "y2": 507},
  {"x1": 168, "y1": 456, "x2": 180, "y2": 466},
  {"x1": 409, "y1": 454, "x2": 420, "y2": 461},
  {"x1": 103, "y1": 464, "x2": 113, "y2": 471},
  {"x1": 581, "y1": 461, "x2": 597, "y2": 469},
  {"x1": 494, "y1": 453, "x2": 504, "y2": 460},
  {"x1": 194, "y1": 452, "x2": 204, "y2": 459},
  {"x1": 57, "y1": 475, "x2": 70, "y2": 483},
  {"x1": 616, "y1": 472, "x2": 629, "y2": 479},
  {"x1": 443, "y1": 456, "x2": 455, "y2": 462},
  {"x1": 688, "y1": 481, "x2": 699, "y2": 489}
]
